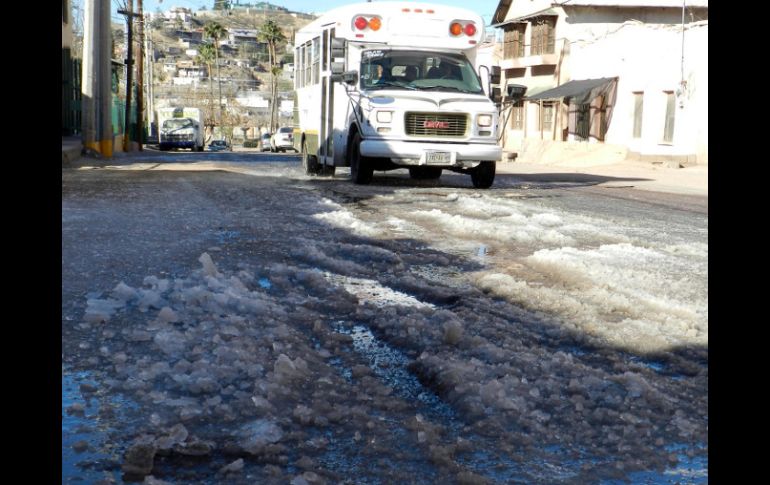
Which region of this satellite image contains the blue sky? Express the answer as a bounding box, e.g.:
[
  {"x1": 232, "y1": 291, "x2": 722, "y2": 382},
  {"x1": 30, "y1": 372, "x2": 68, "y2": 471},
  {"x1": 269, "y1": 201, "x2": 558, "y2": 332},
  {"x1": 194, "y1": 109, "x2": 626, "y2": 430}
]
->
[{"x1": 111, "y1": 1, "x2": 501, "y2": 26}]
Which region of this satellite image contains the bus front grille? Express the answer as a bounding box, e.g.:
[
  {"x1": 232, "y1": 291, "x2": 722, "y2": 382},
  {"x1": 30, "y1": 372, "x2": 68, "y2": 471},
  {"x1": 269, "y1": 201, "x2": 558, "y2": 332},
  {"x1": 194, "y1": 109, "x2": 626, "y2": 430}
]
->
[{"x1": 404, "y1": 112, "x2": 468, "y2": 137}]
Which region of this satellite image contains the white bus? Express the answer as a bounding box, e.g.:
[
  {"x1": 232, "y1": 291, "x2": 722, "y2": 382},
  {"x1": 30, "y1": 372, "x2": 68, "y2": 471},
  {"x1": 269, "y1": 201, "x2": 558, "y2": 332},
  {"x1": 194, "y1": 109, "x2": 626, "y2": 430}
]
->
[{"x1": 293, "y1": 1, "x2": 502, "y2": 188}]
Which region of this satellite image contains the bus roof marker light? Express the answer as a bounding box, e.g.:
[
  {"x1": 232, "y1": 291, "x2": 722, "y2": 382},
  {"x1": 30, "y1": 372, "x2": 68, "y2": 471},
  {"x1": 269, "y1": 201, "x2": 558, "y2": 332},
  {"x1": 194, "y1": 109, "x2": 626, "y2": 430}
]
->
[
  {"x1": 354, "y1": 16, "x2": 368, "y2": 30},
  {"x1": 464, "y1": 23, "x2": 476, "y2": 36},
  {"x1": 369, "y1": 16, "x2": 382, "y2": 31},
  {"x1": 449, "y1": 22, "x2": 463, "y2": 36}
]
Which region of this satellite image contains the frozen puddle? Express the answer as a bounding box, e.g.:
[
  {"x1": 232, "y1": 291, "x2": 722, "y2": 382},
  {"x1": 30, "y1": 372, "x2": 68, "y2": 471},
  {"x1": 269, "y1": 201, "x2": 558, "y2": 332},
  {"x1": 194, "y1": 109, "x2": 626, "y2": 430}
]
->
[
  {"x1": 323, "y1": 272, "x2": 435, "y2": 309},
  {"x1": 600, "y1": 444, "x2": 708, "y2": 484},
  {"x1": 332, "y1": 323, "x2": 455, "y2": 419},
  {"x1": 62, "y1": 370, "x2": 140, "y2": 484}
]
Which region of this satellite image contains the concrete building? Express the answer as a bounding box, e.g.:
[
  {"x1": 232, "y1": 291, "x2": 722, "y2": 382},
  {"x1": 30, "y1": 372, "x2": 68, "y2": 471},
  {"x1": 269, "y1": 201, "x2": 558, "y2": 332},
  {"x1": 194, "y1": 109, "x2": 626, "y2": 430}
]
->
[
  {"x1": 164, "y1": 7, "x2": 193, "y2": 27},
  {"x1": 235, "y1": 90, "x2": 269, "y2": 109},
  {"x1": 492, "y1": 0, "x2": 708, "y2": 165}
]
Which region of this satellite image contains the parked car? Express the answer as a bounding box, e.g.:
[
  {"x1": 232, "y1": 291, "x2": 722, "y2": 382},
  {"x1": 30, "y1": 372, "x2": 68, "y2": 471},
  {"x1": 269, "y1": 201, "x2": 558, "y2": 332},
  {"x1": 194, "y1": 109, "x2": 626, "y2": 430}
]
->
[
  {"x1": 260, "y1": 133, "x2": 272, "y2": 152},
  {"x1": 270, "y1": 127, "x2": 296, "y2": 153},
  {"x1": 208, "y1": 139, "x2": 231, "y2": 151}
]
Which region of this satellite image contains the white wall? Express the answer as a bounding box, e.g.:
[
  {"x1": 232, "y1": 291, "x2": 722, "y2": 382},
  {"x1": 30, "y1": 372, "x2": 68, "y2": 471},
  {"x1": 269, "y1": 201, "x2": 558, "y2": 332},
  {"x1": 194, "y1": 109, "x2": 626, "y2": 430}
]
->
[
  {"x1": 496, "y1": 2, "x2": 707, "y2": 164},
  {"x1": 236, "y1": 93, "x2": 269, "y2": 108},
  {"x1": 561, "y1": 9, "x2": 707, "y2": 162},
  {"x1": 172, "y1": 77, "x2": 199, "y2": 86},
  {"x1": 506, "y1": 0, "x2": 554, "y2": 19}
]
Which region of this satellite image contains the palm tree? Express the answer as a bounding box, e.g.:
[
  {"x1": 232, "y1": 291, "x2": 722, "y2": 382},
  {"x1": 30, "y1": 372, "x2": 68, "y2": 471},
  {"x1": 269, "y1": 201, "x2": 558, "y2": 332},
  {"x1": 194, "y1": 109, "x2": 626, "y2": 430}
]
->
[
  {"x1": 196, "y1": 42, "x2": 217, "y2": 140},
  {"x1": 204, "y1": 21, "x2": 227, "y2": 126},
  {"x1": 258, "y1": 20, "x2": 286, "y2": 133}
]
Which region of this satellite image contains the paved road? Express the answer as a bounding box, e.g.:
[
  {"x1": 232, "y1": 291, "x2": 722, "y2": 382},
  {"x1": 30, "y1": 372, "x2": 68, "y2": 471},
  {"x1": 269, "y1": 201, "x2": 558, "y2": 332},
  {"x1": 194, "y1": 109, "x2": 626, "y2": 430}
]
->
[{"x1": 62, "y1": 150, "x2": 707, "y2": 484}]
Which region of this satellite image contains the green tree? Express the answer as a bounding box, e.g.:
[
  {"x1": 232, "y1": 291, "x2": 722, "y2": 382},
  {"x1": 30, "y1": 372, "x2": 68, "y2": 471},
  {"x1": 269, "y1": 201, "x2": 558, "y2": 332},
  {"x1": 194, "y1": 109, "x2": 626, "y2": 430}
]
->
[
  {"x1": 213, "y1": 1, "x2": 230, "y2": 10},
  {"x1": 204, "y1": 21, "x2": 228, "y2": 125},
  {"x1": 196, "y1": 42, "x2": 217, "y2": 132},
  {"x1": 258, "y1": 19, "x2": 286, "y2": 132}
]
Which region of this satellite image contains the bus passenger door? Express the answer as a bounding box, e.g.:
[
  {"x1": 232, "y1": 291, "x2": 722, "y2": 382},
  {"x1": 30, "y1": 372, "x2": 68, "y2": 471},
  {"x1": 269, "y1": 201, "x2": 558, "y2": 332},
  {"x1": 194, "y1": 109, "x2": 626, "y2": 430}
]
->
[{"x1": 320, "y1": 28, "x2": 337, "y2": 167}]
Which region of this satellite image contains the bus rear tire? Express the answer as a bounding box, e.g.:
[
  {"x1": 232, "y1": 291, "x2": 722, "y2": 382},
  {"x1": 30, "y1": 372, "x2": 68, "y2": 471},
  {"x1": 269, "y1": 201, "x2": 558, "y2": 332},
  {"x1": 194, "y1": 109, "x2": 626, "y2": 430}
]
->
[
  {"x1": 350, "y1": 132, "x2": 372, "y2": 185},
  {"x1": 301, "y1": 140, "x2": 321, "y2": 175},
  {"x1": 320, "y1": 164, "x2": 336, "y2": 177},
  {"x1": 471, "y1": 161, "x2": 495, "y2": 189}
]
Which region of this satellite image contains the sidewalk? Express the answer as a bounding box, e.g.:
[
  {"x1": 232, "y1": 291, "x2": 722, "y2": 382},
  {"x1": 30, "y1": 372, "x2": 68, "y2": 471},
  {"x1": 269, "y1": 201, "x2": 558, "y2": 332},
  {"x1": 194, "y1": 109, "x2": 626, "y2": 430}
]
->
[
  {"x1": 63, "y1": 137, "x2": 707, "y2": 197},
  {"x1": 496, "y1": 159, "x2": 708, "y2": 197},
  {"x1": 61, "y1": 136, "x2": 83, "y2": 166}
]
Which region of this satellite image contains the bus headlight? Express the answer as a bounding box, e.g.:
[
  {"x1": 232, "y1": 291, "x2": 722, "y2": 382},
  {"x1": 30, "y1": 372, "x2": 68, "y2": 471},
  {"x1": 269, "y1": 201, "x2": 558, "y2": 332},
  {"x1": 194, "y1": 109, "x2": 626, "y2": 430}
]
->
[
  {"x1": 477, "y1": 114, "x2": 493, "y2": 127},
  {"x1": 376, "y1": 111, "x2": 393, "y2": 123}
]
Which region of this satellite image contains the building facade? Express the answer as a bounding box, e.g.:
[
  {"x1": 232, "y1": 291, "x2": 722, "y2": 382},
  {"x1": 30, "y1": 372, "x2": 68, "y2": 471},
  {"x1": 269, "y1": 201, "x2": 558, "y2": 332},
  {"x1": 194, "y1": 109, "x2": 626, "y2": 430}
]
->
[
  {"x1": 62, "y1": 0, "x2": 82, "y2": 135},
  {"x1": 493, "y1": 0, "x2": 708, "y2": 165}
]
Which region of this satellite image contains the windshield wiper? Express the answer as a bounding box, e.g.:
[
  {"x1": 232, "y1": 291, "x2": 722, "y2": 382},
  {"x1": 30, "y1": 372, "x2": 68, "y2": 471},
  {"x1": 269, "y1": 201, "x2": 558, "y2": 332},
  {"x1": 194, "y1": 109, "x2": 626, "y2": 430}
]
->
[
  {"x1": 420, "y1": 85, "x2": 481, "y2": 94},
  {"x1": 371, "y1": 80, "x2": 417, "y2": 90}
]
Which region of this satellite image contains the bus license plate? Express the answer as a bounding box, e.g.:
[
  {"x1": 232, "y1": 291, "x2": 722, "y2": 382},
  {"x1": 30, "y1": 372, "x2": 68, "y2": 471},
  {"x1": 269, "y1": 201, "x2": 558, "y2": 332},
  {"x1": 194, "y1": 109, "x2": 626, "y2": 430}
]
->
[{"x1": 425, "y1": 151, "x2": 451, "y2": 165}]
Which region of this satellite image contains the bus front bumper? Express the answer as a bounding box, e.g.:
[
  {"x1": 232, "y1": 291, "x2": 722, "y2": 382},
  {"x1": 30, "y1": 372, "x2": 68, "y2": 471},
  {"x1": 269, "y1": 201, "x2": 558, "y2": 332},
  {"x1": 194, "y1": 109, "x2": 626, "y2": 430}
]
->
[{"x1": 359, "y1": 139, "x2": 501, "y2": 165}]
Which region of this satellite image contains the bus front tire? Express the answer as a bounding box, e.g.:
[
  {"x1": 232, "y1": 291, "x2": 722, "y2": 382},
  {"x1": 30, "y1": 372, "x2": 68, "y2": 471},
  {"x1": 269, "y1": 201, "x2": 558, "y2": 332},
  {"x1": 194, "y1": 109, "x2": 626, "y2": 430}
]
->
[
  {"x1": 350, "y1": 133, "x2": 373, "y2": 185},
  {"x1": 471, "y1": 162, "x2": 495, "y2": 189},
  {"x1": 302, "y1": 140, "x2": 321, "y2": 175}
]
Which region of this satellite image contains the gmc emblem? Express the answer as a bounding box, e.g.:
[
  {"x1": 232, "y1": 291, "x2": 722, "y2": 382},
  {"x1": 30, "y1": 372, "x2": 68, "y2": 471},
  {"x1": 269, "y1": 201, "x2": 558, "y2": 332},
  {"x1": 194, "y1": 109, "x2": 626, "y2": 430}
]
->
[{"x1": 423, "y1": 121, "x2": 450, "y2": 129}]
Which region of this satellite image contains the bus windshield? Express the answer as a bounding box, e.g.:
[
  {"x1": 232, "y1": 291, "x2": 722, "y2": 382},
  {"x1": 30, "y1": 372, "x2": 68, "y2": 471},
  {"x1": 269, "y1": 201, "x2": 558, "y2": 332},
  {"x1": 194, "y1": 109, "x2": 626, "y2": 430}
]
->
[
  {"x1": 360, "y1": 50, "x2": 483, "y2": 94},
  {"x1": 162, "y1": 118, "x2": 194, "y2": 130}
]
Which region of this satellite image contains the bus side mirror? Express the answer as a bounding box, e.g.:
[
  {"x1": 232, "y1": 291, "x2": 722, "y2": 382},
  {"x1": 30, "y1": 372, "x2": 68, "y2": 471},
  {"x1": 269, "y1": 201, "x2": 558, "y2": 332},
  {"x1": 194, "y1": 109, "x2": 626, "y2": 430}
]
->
[
  {"x1": 491, "y1": 87, "x2": 502, "y2": 104},
  {"x1": 507, "y1": 84, "x2": 527, "y2": 103},
  {"x1": 330, "y1": 63, "x2": 351, "y2": 83},
  {"x1": 330, "y1": 38, "x2": 345, "y2": 59},
  {"x1": 331, "y1": 62, "x2": 345, "y2": 75},
  {"x1": 331, "y1": 71, "x2": 358, "y2": 85},
  {"x1": 332, "y1": 70, "x2": 358, "y2": 85},
  {"x1": 344, "y1": 71, "x2": 358, "y2": 85},
  {"x1": 490, "y1": 66, "x2": 501, "y2": 85}
]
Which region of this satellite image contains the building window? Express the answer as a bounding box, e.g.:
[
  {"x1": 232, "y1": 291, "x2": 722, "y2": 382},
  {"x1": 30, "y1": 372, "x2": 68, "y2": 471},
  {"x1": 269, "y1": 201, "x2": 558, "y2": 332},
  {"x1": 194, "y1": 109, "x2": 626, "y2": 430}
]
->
[
  {"x1": 503, "y1": 24, "x2": 526, "y2": 59},
  {"x1": 512, "y1": 100, "x2": 524, "y2": 130},
  {"x1": 632, "y1": 92, "x2": 643, "y2": 138},
  {"x1": 531, "y1": 17, "x2": 556, "y2": 55},
  {"x1": 663, "y1": 91, "x2": 675, "y2": 143},
  {"x1": 542, "y1": 101, "x2": 555, "y2": 132}
]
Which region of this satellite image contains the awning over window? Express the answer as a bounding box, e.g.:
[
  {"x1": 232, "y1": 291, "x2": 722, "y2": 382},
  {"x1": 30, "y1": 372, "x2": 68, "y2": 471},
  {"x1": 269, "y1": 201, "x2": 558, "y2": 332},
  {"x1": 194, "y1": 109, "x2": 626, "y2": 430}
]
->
[
  {"x1": 522, "y1": 83, "x2": 555, "y2": 98},
  {"x1": 525, "y1": 77, "x2": 618, "y2": 105}
]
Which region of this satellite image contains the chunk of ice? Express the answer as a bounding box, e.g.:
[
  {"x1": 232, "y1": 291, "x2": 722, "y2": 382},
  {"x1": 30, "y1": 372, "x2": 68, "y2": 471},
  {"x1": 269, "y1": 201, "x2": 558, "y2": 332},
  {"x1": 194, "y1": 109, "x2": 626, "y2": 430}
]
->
[{"x1": 199, "y1": 252, "x2": 222, "y2": 278}]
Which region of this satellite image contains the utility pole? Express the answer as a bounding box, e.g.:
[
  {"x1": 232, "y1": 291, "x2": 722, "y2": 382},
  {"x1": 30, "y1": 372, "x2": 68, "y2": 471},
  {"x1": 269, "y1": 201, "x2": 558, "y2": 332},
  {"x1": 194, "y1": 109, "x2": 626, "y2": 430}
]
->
[
  {"x1": 146, "y1": 19, "x2": 155, "y2": 141},
  {"x1": 118, "y1": 1, "x2": 135, "y2": 152},
  {"x1": 82, "y1": 0, "x2": 97, "y2": 151},
  {"x1": 136, "y1": 0, "x2": 145, "y2": 150},
  {"x1": 82, "y1": 0, "x2": 113, "y2": 157}
]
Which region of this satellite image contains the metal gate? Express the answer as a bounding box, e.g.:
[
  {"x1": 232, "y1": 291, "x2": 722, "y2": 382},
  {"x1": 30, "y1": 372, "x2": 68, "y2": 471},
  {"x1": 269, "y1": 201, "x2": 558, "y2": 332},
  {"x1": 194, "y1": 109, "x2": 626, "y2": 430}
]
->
[{"x1": 62, "y1": 48, "x2": 82, "y2": 135}]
